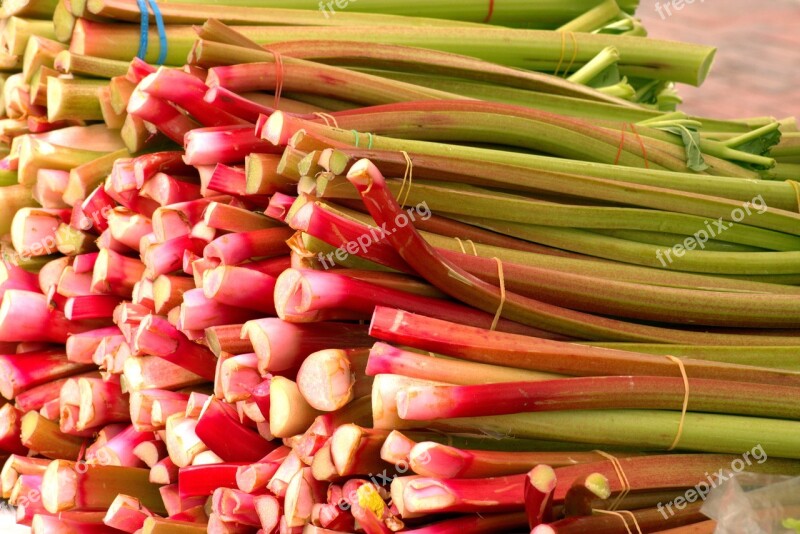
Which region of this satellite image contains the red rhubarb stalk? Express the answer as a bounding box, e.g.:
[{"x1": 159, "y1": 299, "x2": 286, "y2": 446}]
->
[
  {"x1": 178, "y1": 463, "x2": 242, "y2": 500},
  {"x1": 242, "y1": 318, "x2": 372, "y2": 375},
  {"x1": 195, "y1": 397, "x2": 276, "y2": 462},
  {"x1": 525, "y1": 465, "x2": 558, "y2": 528},
  {"x1": 133, "y1": 315, "x2": 217, "y2": 381}
]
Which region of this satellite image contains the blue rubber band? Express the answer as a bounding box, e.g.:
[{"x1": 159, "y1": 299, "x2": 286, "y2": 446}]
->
[
  {"x1": 148, "y1": 0, "x2": 168, "y2": 65},
  {"x1": 351, "y1": 130, "x2": 360, "y2": 147},
  {"x1": 136, "y1": 0, "x2": 149, "y2": 60},
  {"x1": 367, "y1": 132, "x2": 374, "y2": 150},
  {"x1": 136, "y1": 0, "x2": 168, "y2": 65}
]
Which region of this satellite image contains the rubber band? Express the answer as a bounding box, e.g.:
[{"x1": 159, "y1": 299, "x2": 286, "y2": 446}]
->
[
  {"x1": 592, "y1": 450, "x2": 631, "y2": 511},
  {"x1": 313, "y1": 112, "x2": 339, "y2": 128},
  {"x1": 366, "y1": 132, "x2": 374, "y2": 150},
  {"x1": 351, "y1": 130, "x2": 360, "y2": 148},
  {"x1": 483, "y1": 0, "x2": 495, "y2": 23},
  {"x1": 629, "y1": 123, "x2": 650, "y2": 169},
  {"x1": 465, "y1": 239, "x2": 478, "y2": 256},
  {"x1": 563, "y1": 32, "x2": 579, "y2": 79},
  {"x1": 272, "y1": 50, "x2": 285, "y2": 108},
  {"x1": 787, "y1": 180, "x2": 800, "y2": 214},
  {"x1": 136, "y1": 0, "x2": 149, "y2": 61},
  {"x1": 615, "y1": 123, "x2": 650, "y2": 167},
  {"x1": 554, "y1": 32, "x2": 567, "y2": 77},
  {"x1": 490, "y1": 257, "x2": 506, "y2": 331},
  {"x1": 593, "y1": 510, "x2": 642, "y2": 534},
  {"x1": 135, "y1": 0, "x2": 167, "y2": 65},
  {"x1": 666, "y1": 355, "x2": 690, "y2": 451},
  {"x1": 397, "y1": 151, "x2": 414, "y2": 208},
  {"x1": 555, "y1": 32, "x2": 578, "y2": 77},
  {"x1": 614, "y1": 123, "x2": 628, "y2": 165},
  {"x1": 454, "y1": 237, "x2": 467, "y2": 254}
]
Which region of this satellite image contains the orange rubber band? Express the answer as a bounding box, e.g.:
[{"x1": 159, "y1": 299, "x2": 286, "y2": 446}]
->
[
  {"x1": 593, "y1": 450, "x2": 631, "y2": 511},
  {"x1": 614, "y1": 123, "x2": 650, "y2": 168},
  {"x1": 272, "y1": 50, "x2": 284, "y2": 108},
  {"x1": 629, "y1": 123, "x2": 650, "y2": 169},
  {"x1": 313, "y1": 112, "x2": 339, "y2": 128},
  {"x1": 666, "y1": 355, "x2": 690, "y2": 451},
  {"x1": 484, "y1": 0, "x2": 495, "y2": 23},
  {"x1": 564, "y1": 32, "x2": 579, "y2": 78},
  {"x1": 593, "y1": 509, "x2": 643, "y2": 534},
  {"x1": 490, "y1": 257, "x2": 506, "y2": 331},
  {"x1": 396, "y1": 151, "x2": 413, "y2": 208}
]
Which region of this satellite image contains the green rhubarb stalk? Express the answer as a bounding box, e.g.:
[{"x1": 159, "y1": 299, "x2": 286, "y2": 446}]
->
[
  {"x1": 86, "y1": 1, "x2": 483, "y2": 27},
  {"x1": 351, "y1": 72, "x2": 668, "y2": 124},
  {"x1": 316, "y1": 178, "x2": 800, "y2": 251},
  {"x1": 109, "y1": 76, "x2": 136, "y2": 115},
  {"x1": 53, "y1": 1, "x2": 77, "y2": 42},
  {"x1": 2, "y1": 17, "x2": 57, "y2": 56},
  {"x1": 29, "y1": 66, "x2": 58, "y2": 106},
  {"x1": 190, "y1": 39, "x2": 273, "y2": 68},
  {"x1": 206, "y1": 58, "x2": 464, "y2": 106},
  {"x1": 439, "y1": 251, "x2": 800, "y2": 328},
  {"x1": 346, "y1": 161, "x2": 800, "y2": 344},
  {"x1": 765, "y1": 163, "x2": 800, "y2": 181},
  {"x1": 587, "y1": 344, "x2": 800, "y2": 371},
  {"x1": 0, "y1": 185, "x2": 37, "y2": 235},
  {"x1": 629, "y1": 123, "x2": 776, "y2": 173},
  {"x1": 121, "y1": 0, "x2": 639, "y2": 27},
  {"x1": 300, "y1": 211, "x2": 800, "y2": 294},
  {"x1": 277, "y1": 107, "x2": 684, "y2": 171},
  {"x1": 457, "y1": 218, "x2": 800, "y2": 276},
  {"x1": 594, "y1": 229, "x2": 761, "y2": 253},
  {"x1": 237, "y1": 25, "x2": 718, "y2": 85},
  {"x1": 22, "y1": 35, "x2": 67, "y2": 83},
  {"x1": 768, "y1": 133, "x2": 800, "y2": 159},
  {"x1": 429, "y1": 409, "x2": 800, "y2": 459},
  {"x1": 558, "y1": 0, "x2": 623, "y2": 32},
  {"x1": 47, "y1": 78, "x2": 105, "y2": 122},
  {"x1": 567, "y1": 46, "x2": 619, "y2": 85},
  {"x1": 300, "y1": 204, "x2": 800, "y2": 327},
  {"x1": 54, "y1": 51, "x2": 130, "y2": 78},
  {"x1": 212, "y1": 37, "x2": 641, "y2": 107},
  {"x1": 15, "y1": 136, "x2": 109, "y2": 186},
  {"x1": 277, "y1": 116, "x2": 800, "y2": 213},
  {"x1": 69, "y1": 19, "x2": 191, "y2": 65},
  {"x1": 596, "y1": 77, "x2": 636, "y2": 99},
  {"x1": 315, "y1": 146, "x2": 800, "y2": 211}
]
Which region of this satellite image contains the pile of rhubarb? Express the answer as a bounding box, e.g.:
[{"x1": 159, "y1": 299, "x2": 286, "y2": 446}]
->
[{"x1": 0, "y1": 0, "x2": 799, "y2": 533}]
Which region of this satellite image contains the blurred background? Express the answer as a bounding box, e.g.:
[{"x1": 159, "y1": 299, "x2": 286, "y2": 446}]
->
[{"x1": 639, "y1": 0, "x2": 800, "y2": 120}]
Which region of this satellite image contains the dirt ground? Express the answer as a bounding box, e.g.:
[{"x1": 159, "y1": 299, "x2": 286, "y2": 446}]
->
[{"x1": 638, "y1": 0, "x2": 800, "y2": 120}]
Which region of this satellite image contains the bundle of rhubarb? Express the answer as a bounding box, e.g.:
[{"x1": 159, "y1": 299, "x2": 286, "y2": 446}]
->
[{"x1": 0, "y1": 1, "x2": 799, "y2": 533}]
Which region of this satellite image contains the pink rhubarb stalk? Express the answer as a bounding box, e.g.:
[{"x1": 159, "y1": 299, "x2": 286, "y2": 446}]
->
[
  {"x1": 243, "y1": 318, "x2": 372, "y2": 375},
  {"x1": 195, "y1": 397, "x2": 276, "y2": 462},
  {"x1": 134, "y1": 315, "x2": 218, "y2": 381}
]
